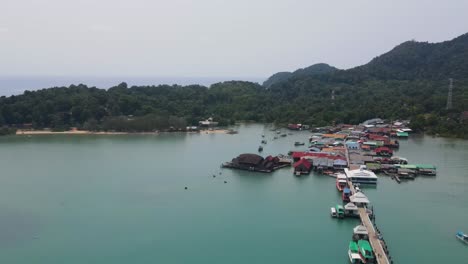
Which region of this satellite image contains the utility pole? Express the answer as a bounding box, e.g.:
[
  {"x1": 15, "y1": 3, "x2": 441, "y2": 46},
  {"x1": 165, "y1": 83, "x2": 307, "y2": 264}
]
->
[{"x1": 446, "y1": 78, "x2": 453, "y2": 110}]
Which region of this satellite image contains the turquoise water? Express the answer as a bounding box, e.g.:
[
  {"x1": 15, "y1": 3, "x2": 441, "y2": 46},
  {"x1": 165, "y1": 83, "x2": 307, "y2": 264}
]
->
[{"x1": 0, "y1": 124, "x2": 466, "y2": 263}]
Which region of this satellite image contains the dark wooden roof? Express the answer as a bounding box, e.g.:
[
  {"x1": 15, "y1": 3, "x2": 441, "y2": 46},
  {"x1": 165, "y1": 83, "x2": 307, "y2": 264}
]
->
[{"x1": 236, "y1": 154, "x2": 264, "y2": 165}]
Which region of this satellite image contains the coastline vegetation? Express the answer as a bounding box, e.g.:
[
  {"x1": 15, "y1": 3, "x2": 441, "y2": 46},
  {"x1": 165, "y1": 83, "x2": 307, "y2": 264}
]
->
[{"x1": 0, "y1": 34, "x2": 467, "y2": 138}]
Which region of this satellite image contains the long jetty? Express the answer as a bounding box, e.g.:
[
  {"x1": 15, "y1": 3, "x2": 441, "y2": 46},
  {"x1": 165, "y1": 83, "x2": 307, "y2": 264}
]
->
[{"x1": 345, "y1": 148, "x2": 391, "y2": 264}]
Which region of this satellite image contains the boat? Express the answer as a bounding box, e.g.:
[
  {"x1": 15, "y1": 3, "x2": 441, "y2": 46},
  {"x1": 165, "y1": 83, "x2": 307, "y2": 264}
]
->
[
  {"x1": 280, "y1": 133, "x2": 287, "y2": 137},
  {"x1": 226, "y1": 129, "x2": 238, "y2": 134},
  {"x1": 342, "y1": 188, "x2": 351, "y2": 202},
  {"x1": 258, "y1": 146, "x2": 263, "y2": 152},
  {"x1": 456, "y1": 231, "x2": 468, "y2": 244},
  {"x1": 335, "y1": 204, "x2": 344, "y2": 218},
  {"x1": 261, "y1": 140, "x2": 267, "y2": 144},
  {"x1": 261, "y1": 134, "x2": 265, "y2": 138},
  {"x1": 345, "y1": 166, "x2": 378, "y2": 185},
  {"x1": 336, "y1": 173, "x2": 347, "y2": 191},
  {"x1": 348, "y1": 241, "x2": 364, "y2": 263},
  {"x1": 330, "y1": 207, "x2": 337, "y2": 218},
  {"x1": 294, "y1": 142, "x2": 305, "y2": 146},
  {"x1": 357, "y1": 240, "x2": 374, "y2": 263}
]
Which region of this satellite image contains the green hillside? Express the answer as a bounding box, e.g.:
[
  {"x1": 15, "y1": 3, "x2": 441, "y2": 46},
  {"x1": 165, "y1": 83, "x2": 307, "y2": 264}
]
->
[{"x1": 0, "y1": 34, "x2": 467, "y2": 137}]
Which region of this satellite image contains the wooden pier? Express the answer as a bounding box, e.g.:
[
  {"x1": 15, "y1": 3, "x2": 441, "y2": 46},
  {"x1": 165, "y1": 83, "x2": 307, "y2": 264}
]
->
[{"x1": 345, "y1": 148, "x2": 391, "y2": 264}]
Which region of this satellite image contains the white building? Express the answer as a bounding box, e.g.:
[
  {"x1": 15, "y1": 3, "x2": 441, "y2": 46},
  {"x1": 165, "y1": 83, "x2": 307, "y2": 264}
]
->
[{"x1": 344, "y1": 166, "x2": 378, "y2": 185}]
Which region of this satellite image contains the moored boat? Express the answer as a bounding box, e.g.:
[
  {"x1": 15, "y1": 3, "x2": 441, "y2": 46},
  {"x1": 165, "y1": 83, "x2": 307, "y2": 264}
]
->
[
  {"x1": 456, "y1": 231, "x2": 468, "y2": 244},
  {"x1": 348, "y1": 241, "x2": 364, "y2": 263},
  {"x1": 330, "y1": 207, "x2": 337, "y2": 218},
  {"x1": 335, "y1": 204, "x2": 344, "y2": 218},
  {"x1": 343, "y1": 187, "x2": 351, "y2": 202},
  {"x1": 294, "y1": 141, "x2": 305, "y2": 146},
  {"x1": 336, "y1": 173, "x2": 347, "y2": 191},
  {"x1": 357, "y1": 240, "x2": 374, "y2": 263}
]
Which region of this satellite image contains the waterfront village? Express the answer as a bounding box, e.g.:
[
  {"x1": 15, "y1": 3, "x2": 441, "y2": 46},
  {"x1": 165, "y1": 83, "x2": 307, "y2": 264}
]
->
[{"x1": 221, "y1": 118, "x2": 437, "y2": 264}]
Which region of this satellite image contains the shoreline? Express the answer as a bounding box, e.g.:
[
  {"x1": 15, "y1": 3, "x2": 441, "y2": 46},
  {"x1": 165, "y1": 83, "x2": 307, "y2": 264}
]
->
[{"x1": 15, "y1": 129, "x2": 229, "y2": 135}]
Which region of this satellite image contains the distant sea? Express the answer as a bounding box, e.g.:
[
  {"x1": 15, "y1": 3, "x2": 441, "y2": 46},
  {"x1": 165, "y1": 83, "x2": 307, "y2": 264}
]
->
[{"x1": 0, "y1": 76, "x2": 266, "y2": 96}]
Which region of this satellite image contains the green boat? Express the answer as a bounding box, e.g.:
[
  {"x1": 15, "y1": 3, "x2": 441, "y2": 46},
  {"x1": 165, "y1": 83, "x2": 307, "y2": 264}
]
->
[
  {"x1": 348, "y1": 241, "x2": 364, "y2": 263},
  {"x1": 335, "y1": 205, "x2": 345, "y2": 218},
  {"x1": 358, "y1": 239, "x2": 374, "y2": 261}
]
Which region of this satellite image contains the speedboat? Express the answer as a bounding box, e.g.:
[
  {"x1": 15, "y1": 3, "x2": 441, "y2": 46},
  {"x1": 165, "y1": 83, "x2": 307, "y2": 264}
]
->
[
  {"x1": 456, "y1": 231, "x2": 468, "y2": 244},
  {"x1": 348, "y1": 241, "x2": 364, "y2": 263}
]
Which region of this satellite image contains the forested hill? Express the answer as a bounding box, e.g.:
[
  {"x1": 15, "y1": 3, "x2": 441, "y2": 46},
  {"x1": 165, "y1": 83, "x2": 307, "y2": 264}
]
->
[
  {"x1": 262, "y1": 63, "x2": 338, "y2": 88},
  {"x1": 0, "y1": 33, "x2": 467, "y2": 137},
  {"x1": 351, "y1": 32, "x2": 468, "y2": 80}
]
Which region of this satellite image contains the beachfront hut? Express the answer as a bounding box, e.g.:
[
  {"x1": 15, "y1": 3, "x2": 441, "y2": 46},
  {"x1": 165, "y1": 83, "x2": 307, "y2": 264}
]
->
[
  {"x1": 353, "y1": 225, "x2": 368, "y2": 236},
  {"x1": 293, "y1": 159, "x2": 312, "y2": 175},
  {"x1": 353, "y1": 225, "x2": 369, "y2": 240},
  {"x1": 344, "y1": 202, "x2": 359, "y2": 217},
  {"x1": 350, "y1": 192, "x2": 370, "y2": 207}
]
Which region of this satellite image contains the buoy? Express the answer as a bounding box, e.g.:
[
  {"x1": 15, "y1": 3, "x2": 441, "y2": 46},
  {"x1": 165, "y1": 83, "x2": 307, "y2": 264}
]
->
[
  {"x1": 224, "y1": 181, "x2": 227, "y2": 183},
  {"x1": 184, "y1": 187, "x2": 188, "y2": 190},
  {"x1": 213, "y1": 175, "x2": 216, "y2": 178}
]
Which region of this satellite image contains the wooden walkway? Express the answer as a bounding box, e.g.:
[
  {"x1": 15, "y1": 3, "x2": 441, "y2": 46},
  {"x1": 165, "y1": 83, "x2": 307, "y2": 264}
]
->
[
  {"x1": 358, "y1": 207, "x2": 390, "y2": 264},
  {"x1": 345, "y1": 148, "x2": 390, "y2": 264}
]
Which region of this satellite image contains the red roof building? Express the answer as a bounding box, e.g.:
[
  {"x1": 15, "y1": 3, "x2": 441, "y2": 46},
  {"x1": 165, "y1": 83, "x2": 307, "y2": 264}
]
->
[
  {"x1": 293, "y1": 159, "x2": 312, "y2": 174},
  {"x1": 375, "y1": 147, "x2": 393, "y2": 156}
]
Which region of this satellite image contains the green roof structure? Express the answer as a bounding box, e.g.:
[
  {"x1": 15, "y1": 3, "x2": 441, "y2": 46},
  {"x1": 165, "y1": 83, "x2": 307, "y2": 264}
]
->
[{"x1": 396, "y1": 132, "x2": 409, "y2": 137}]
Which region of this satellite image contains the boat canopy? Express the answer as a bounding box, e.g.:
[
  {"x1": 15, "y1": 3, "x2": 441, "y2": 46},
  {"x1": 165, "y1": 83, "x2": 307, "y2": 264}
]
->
[
  {"x1": 349, "y1": 241, "x2": 359, "y2": 253},
  {"x1": 343, "y1": 188, "x2": 351, "y2": 194},
  {"x1": 335, "y1": 205, "x2": 344, "y2": 212},
  {"x1": 358, "y1": 240, "x2": 374, "y2": 259}
]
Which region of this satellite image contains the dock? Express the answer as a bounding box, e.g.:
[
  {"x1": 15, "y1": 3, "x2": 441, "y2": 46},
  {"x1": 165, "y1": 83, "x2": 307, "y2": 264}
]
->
[{"x1": 345, "y1": 148, "x2": 391, "y2": 264}]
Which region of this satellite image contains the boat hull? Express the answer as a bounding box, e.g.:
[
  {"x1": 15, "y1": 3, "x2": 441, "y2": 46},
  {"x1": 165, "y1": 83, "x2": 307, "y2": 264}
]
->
[
  {"x1": 456, "y1": 233, "x2": 468, "y2": 244},
  {"x1": 348, "y1": 249, "x2": 364, "y2": 263}
]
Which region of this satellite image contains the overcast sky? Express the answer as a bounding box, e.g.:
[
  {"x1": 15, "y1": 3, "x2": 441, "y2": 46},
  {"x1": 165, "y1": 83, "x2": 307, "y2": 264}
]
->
[{"x1": 1, "y1": 0, "x2": 468, "y2": 78}]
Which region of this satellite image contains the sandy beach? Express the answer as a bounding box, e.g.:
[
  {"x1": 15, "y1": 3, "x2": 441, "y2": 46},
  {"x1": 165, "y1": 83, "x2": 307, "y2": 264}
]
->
[
  {"x1": 16, "y1": 129, "x2": 230, "y2": 135},
  {"x1": 16, "y1": 130, "x2": 131, "y2": 135}
]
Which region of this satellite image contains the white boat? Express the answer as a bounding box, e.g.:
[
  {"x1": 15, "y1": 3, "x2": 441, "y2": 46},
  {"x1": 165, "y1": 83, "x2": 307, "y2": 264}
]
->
[
  {"x1": 348, "y1": 241, "x2": 364, "y2": 263},
  {"x1": 456, "y1": 231, "x2": 468, "y2": 244},
  {"x1": 330, "y1": 207, "x2": 337, "y2": 218}
]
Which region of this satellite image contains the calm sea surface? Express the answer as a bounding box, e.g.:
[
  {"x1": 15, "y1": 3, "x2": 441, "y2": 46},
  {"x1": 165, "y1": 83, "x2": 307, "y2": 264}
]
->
[{"x1": 0, "y1": 124, "x2": 466, "y2": 263}]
